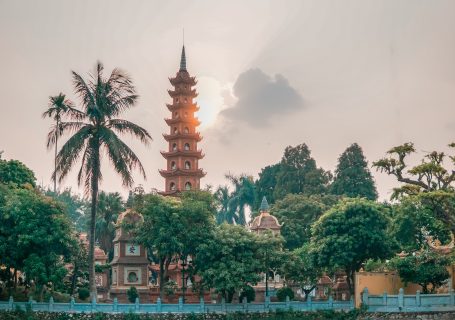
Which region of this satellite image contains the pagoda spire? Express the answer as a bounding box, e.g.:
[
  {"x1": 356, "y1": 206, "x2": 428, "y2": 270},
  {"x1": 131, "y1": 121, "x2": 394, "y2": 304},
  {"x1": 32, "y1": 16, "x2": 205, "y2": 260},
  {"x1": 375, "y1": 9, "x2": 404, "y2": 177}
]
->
[
  {"x1": 179, "y1": 45, "x2": 187, "y2": 72},
  {"x1": 260, "y1": 196, "x2": 270, "y2": 212}
]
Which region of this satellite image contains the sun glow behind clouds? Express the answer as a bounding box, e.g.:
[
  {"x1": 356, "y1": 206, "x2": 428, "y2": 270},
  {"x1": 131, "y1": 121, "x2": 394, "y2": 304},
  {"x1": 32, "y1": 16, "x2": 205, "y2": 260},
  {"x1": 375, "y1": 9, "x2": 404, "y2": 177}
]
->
[{"x1": 196, "y1": 76, "x2": 233, "y2": 129}]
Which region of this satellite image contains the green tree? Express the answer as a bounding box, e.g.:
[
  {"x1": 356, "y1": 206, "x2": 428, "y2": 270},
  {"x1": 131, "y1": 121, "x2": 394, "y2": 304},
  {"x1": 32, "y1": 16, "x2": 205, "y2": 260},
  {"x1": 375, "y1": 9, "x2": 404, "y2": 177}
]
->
[
  {"x1": 392, "y1": 250, "x2": 451, "y2": 293},
  {"x1": 255, "y1": 163, "x2": 282, "y2": 205},
  {"x1": 281, "y1": 244, "x2": 321, "y2": 300},
  {"x1": 134, "y1": 191, "x2": 215, "y2": 299},
  {"x1": 194, "y1": 224, "x2": 262, "y2": 302},
  {"x1": 373, "y1": 142, "x2": 455, "y2": 199},
  {"x1": 0, "y1": 187, "x2": 76, "y2": 300},
  {"x1": 42, "y1": 93, "x2": 83, "y2": 192},
  {"x1": 44, "y1": 188, "x2": 89, "y2": 232},
  {"x1": 0, "y1": 158, "x2": 36, "y2": 188},
  {"x1": 47, "y1": 62, "x2": 152, "y2": 299},
  {"x1": 391, "y1": 192, "x2": 452, "y2": 252},
  {"x1": 330, "y1": 143, "x2": 377, "y2": 200},
  {"x1": 310, "y1": 198, "x2": 392, "y2": 294},
  {"x1": 272, "y1": 194, "x2": 338, "y2": 250},
  {"x1": 274, "y1": 143, "x2": 331, "y2": 200},
  {"x1": 214, "y1": 185, "x2": 231, "y2": 224}
]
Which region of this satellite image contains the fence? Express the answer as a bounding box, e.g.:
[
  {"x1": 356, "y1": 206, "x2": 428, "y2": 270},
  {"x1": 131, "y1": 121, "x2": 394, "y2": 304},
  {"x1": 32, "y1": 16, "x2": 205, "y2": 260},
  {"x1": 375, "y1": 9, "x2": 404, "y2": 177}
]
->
[
  {"x1": 0, "y1": 295, "x2": 354, "y2": 313},
  {"x1": 362, "y1": 288, "x2": 455, "y2": 312}
]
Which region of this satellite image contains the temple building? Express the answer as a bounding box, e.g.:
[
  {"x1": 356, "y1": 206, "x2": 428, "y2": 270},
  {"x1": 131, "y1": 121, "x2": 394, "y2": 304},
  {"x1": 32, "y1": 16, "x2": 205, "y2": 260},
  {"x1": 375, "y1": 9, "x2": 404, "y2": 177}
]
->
[
  {"x1": 159, "y1": 45, "x2": 205, "y2": 195},
  {"x1": 250, "y1": 197, "x2": 282, "y2": 235}
]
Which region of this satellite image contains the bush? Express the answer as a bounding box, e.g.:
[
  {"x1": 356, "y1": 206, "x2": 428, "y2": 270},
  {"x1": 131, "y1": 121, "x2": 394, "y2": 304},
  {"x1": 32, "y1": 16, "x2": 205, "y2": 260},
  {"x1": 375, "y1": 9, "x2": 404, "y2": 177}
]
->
[
  {"x1": 276, "y1": 287, "x2": 294, "y2": 302},
  {"x1": 239, "y1": 285, "x2": 255, "y2": 303},
  {"x1": 78, "y1": 287, "x2": 90, "y2": 301},
  {"x1": 127, "y1": 286, "x2": 139, "y2": 303}
]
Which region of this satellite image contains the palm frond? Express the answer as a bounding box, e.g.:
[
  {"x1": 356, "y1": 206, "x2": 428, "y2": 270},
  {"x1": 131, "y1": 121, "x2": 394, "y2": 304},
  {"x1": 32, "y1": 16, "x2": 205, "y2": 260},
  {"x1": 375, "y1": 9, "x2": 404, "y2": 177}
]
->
[
  {"x1": 99, "y1": 127, "x2": 146, "y2": 187},
  {"x1": 108, "y1": 119, "x2": 152, "y2": 145}
]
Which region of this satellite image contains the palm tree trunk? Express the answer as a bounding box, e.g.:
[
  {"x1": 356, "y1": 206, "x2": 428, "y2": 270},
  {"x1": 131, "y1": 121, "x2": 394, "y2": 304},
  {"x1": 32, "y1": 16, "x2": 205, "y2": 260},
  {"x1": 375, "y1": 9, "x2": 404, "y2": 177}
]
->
[
  {"x1": 54, "y1": 119, "x2": 58, "y2": 193},
  {"x1": 88, "y1": 143, "x2": 100, "y2": 301}
]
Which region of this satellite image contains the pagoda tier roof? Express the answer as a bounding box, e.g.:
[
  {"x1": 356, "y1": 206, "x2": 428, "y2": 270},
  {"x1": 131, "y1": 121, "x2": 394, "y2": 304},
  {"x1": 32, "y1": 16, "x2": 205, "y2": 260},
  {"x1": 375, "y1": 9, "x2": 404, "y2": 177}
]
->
[
  {"x1": 160, "y1": 150, "x2": 204, "y2": 159},
  {"x1": 163, "y1": 132, "x2": 202, "y2": 142},
  {"x1": 168, "y1": 88, "x2": 198, "y2": 98},
  {"x1": 169, "y1": 72, "x2": 197, "y2": 86},
  {"x1": 166, "y1": 103, "x2": 199, "y2": 112},
  {"x1": 159, "y1": 168, "x2": 206, "y2": 178},
  {"x1": 165, "y1": 117, "x2": 201, "y2": 126}
]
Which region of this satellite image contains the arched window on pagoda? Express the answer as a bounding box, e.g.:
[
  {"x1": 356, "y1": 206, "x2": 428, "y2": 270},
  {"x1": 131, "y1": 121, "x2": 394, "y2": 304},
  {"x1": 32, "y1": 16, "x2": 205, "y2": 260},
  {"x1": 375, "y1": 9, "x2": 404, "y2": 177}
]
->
[
  {"x1": 184, "y1": 112, "x2": 188, "y2": 118},
  {"x1": 184, "y1": 161, "x2": 191, "y2": 170},
  {"x1": 185, "y1": 182, "x2": 192, "y2": 190},
  {"x1": 184, "y1": 143, "x2": 190, "y2": 151},
  {"x1": 174, "y1": 112, "x2": 179, "y2": 118},
  {"x1": 184, "y1": 127, "x2": 189, "y2": 134},
  {"x1": 173, "y1": 127, "x2": 178, "y2": 134},
  {"x1": 171, "y1": 161, "x2": 177, "y2": 170},
  {"x1": 170, "y1": 182, "x2": 176, "y2": 191},
  {"x1": 184, "y1": 98, "x2": 188, "y2": 103},
  {"x1": 172, "y1": 143, "x2": 177, "y2": 151}
]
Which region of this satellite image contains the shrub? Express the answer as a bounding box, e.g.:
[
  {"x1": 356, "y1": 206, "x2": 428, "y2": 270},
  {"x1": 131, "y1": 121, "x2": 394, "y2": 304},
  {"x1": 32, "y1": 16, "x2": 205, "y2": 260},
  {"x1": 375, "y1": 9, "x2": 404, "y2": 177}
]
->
[
  {"x1": 276, "y1": 287, "x2": 294, "y2": 302},
  {"x1": 126, "y1": 286, "x2": 139, "y2": 303},
  {"x1": 78, "y1": 287, "x2": 90, "y2": 301},
  {"x1": 239, "y1": 285, "x2": 255, "y2": 303}
]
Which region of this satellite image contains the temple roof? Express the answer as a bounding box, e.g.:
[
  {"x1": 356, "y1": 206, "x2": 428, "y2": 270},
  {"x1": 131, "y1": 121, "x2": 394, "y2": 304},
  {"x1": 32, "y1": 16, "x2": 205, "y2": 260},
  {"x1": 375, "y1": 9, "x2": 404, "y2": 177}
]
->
[
  {"x1": 250, "y1": 198, "x2": 282, "y2": 231},
  {"x1": 116, "y1": 209, "x2": 143, "y2": 227}
]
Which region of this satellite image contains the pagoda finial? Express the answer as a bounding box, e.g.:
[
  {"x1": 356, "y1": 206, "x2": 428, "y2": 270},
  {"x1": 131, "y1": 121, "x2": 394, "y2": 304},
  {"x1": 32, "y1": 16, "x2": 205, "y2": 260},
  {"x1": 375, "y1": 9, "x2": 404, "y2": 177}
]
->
[
  {"x1": 179, "y1": 45, "x2": 187, "y2": 72},
  {"x1": 260, "y1": 196, "x2": 269, "y2": 212}
]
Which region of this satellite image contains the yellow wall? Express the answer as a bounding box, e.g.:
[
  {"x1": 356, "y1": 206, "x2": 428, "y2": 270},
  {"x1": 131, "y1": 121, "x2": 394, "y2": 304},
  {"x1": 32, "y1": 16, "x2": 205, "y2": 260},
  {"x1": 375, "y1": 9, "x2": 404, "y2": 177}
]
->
[{"x1": 354, "y1": 271, "x2": 422, "y2": 307}]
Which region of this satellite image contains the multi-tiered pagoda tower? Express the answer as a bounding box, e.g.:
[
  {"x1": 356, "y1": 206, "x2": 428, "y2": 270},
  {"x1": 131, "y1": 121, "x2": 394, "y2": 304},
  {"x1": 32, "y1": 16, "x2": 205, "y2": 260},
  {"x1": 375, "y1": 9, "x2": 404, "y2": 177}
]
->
[{"x1": 159, "y1": 46, "x2": 205, "y2": 195}]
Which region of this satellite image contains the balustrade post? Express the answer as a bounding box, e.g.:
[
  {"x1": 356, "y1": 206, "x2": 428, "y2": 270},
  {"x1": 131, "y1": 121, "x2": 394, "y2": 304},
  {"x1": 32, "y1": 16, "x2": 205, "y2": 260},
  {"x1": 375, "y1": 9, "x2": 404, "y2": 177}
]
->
[
  {"x1": 307, "y1": 294, "x2": 312, "y2": 311},
  {"x1": 415, "y1": 290, "x2": 421, "y2": 307},
  {"x1": 178, "y1": 297, "x2": 183, "y2": 312},
  {"x1": 382, "y1": 291, "x2": 387, "y2": 307},
  {"x1": 157, "y1": 298, "x2": 162, "y2": 313},
  {"x1": 113, "y1": 297, "x2": 118, "y2": 312},
  {"x1": 70, "y1": 297, "x2": 75, "y2": 311},
  {"x1": 328, "y1": 295, "x2": 333, "y2": 309},
  {"x1": 135, "y1": 297, "x2": 140, "y2": 313},
  {"x1": 265, "y1": 295, "x2": 270, "y2": 310},
  {"x1": 28, "y1": 296, "x2": 33, "y2": 311},
  {"x1": 242, "y1": 297, "x2": 248, "y2": 312},
  {"x1": 221, "y1": 297, "x2": 226, "y2": 312},
  {"x1": 8, "y1": 296, "x2": 13, "y2": 311},
  {"x1": 199, "y1": 297, "x2": 205, "y2": 313},
  {"x1": 285, "y1": 296, "x2": 290, "y2": 310},
  {"x1": 49, "y1": 296, "x2": 54, "y2": 312},
  {"x1": 450, "y1": 289, "x2": 455, "y2": 306},
  {"x1": 350, "y1": 296, "x2": 354, "y2": 309},
  {"x1": 362, "y1": 288, "x2": 369, "y2": 307},
  {"x1": 91, "y1": 296, "x2": 96, "y2": 313},
  {"x1": 398, "y1": 288, "x2": 404, "y2": 311}
]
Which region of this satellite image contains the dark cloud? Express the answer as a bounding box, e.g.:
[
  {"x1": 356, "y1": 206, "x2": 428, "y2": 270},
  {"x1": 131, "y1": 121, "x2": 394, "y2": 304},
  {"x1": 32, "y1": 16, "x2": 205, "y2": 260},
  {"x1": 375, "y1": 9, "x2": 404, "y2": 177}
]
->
[{"x1": 221, "y1": 68, "x2": 303, "y2": 127}]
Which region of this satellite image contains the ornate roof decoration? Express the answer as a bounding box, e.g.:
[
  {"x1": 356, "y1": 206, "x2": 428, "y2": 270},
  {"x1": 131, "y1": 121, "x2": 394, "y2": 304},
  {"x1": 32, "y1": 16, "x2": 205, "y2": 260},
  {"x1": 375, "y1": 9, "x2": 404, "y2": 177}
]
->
[
  {"x1": 250, "y1": 197, "x2": 282, "y2": 233},
  {"x1": 259, "y1": 196, "x2": 270, "y2": 212}
]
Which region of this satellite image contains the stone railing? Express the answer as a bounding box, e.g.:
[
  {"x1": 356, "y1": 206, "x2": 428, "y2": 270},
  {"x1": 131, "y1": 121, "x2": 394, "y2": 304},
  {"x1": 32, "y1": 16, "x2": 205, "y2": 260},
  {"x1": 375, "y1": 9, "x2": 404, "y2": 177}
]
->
[
  {"x1": 0, "y1": 295, "x2": 353, "y2": 313},
  {"x1": 362, "y1": 288, "x2": 455, "y2": 312}
]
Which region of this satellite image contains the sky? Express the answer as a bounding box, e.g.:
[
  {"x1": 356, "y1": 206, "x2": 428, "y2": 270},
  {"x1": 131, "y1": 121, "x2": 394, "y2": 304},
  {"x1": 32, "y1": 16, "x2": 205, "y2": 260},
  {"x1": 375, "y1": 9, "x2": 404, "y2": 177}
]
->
[{"x1": 1, "y1": 0, "x2": 455, "y2": 201}]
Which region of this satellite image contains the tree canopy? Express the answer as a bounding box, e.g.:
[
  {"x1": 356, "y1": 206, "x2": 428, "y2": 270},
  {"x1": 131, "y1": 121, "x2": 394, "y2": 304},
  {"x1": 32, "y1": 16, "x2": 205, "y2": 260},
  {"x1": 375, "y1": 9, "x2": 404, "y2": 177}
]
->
[
  {"x1": 310, "y1": 198, "x2": 393, "y2": 294},
  {"x1": 0, "y1": 158, "x2": 36, "y2": 188},
  {"x1": 331, "y1": 143, "x2": 377, "y2": 200}
]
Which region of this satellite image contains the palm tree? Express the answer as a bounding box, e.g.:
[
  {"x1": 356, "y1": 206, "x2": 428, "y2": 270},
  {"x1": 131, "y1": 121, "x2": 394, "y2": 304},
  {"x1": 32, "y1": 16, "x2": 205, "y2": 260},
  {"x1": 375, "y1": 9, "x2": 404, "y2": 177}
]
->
[
  {"x1": 214, "y1": 185, "x2": 231, "y2": 224},
  {"x1": 47, "y1": 62, "x2": 152, "y2": 299},
  {"x1": 225, "y1": 173, "x2": 256, "y2": 225},
  {"x1": 95, "y1": 191, "x2": 124, "y2": 258},
  {"x1": 42, "y1": 93, "x2": 83, "y2": 192}
]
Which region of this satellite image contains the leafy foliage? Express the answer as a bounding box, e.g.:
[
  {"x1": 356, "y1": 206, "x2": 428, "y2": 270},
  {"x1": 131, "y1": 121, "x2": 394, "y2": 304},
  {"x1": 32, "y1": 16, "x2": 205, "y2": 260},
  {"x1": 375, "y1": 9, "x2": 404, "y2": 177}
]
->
[
  {"x1": 330, "y1": 143, "x2": 377, "y2": 200},
  {"x1": 310, "y1": 198, "x2": 393, "y2": 294},
  {"x1": 239, "y1": 285, "x2": 256, "y2": 303},
  {"x1": 0, "y1": 158, "x2": 36, "y2": 188},
  {"x1": 271, "y1": 194, "x2": 338, "y2": 250},
  {"x1": 392, "y1": 250, "x2": 451, "y2": 293},
  {"x1": 78, "y1": 287, "x2": 90, "y2": 301},
  {"x1": 127, "y1": 287, "x2": 139, "y2": 303},
  {"x1": 193, "y1": 224, "x2": 262, "y2": 302},
  {"x1": 276, "y1": 286, "x2": 294, "y2": 302},
  {"x1": 373, "y1": 142, "x2": 455, "y2": 199}
]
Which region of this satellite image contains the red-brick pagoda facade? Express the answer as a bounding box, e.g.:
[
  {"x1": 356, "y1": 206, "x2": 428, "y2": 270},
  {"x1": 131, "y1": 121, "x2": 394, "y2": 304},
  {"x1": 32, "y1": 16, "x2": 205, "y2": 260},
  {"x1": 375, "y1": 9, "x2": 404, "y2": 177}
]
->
[{"x1": 159, "y1": 46, "x2": 205, "y2": 195}]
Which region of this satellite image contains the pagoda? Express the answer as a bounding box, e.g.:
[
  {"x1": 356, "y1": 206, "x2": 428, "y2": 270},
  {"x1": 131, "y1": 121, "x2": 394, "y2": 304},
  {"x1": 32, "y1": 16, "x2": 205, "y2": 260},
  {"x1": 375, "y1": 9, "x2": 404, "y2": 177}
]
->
[{"x1": 159, "y1": 46, "x2": 205, "y2": 195}]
